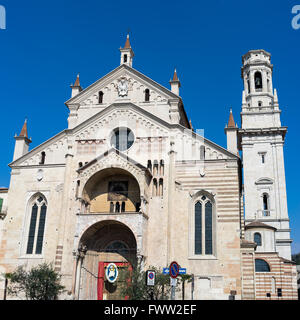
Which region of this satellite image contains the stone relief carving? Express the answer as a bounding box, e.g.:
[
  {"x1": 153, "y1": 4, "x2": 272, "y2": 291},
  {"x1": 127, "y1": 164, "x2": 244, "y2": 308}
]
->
[
  {"x1": 117, "y1": 78, "x2": 129, "y2": 97},
  {"x1": 37, "y1": 169, "x2": 44, "y2": 181}
]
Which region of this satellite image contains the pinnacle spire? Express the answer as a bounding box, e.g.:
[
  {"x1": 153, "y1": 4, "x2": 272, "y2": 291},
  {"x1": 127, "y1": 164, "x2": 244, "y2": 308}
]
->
[
  {"x1": 74, "y1": 74, "x2": 80, "y2": 87},
  {"x1": 19, "y1": 119, "x2": 28, "y2": 138},
  {"x1": 124, "y1": 34, "x2": 131, "y2": 49},
  {"x1": 172, "y1": 68, "x2": 179, "y2": 81},
  {"x1": 227, "y1": 109, "x2": 236, "y2": 128}
]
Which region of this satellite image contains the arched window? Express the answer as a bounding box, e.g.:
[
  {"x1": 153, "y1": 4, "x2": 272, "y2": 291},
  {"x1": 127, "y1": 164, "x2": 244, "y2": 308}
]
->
[
  {"x1": 121, "y1": 201, "x2": 126, "y2": 212},
  {"x1": 255, "y1": 259, "x2": 270, "y2": 272},
  {"x1": 205, "y1": 201, "x2": 213, "y2": 254},
  {"x1": 0, "y1": 198, "x2": 3, "y2": 213},
  {"x1": 147, "y1": 160, "x2": 152, "y2": 173},
  {"x1": 263, "y1": 193, "x2": 269, "y2": 216},
  {"x1": 79, "y1": 162, "x2": 83, "y2": 168},
  {"x1": 115, "y1": 202, "x2": 120, "y2": 213},
  {"x1": 254, "y1": 71, "x2": 263, "y2": 90},
  {"x1": 271, "y1": 277, "x2": 276, "y2": 294},
  {"x1": 40, "y1": 152, "x2": 46, "y2": 165},
  {"x1": 26, "y1": 195, "x2": 47, "y2": 255},
  {"x1": 106, "y1": 241, "x2": 129, "y2": 255},
  {"x1": 200, "y1": 146, "x2": 205, "y2": 160},
  {"x1": 194, "y1": 195, "x2": 214, "y2": 255},
  {"x1": 145, "y1": 89, "x2": 150, "y2": 102},
  {"x1": 195, "y1": 202, "x2": 202, "y2": 254},
  {"x1": 153, "y1": 179, "x2": 158, "y2": 197},
  {"x1": 98, "y1": 91, "x2": 104, "y2": 104},
  {"x1": 110, "y1": 202, "x2": 114, "y2": 213},
  {"x1": 160, "y1": 160, "x2": 164, "y2": 176},
  {"x1": 254, "y1": 232, "x2": 262, "y2": 246},
  {"x1": 124, "y1": 54, "x2": 128, "y2": 63},
  {"x1": 159, "y1": 178, "x2": 163, "y2": 197},
  {"x1": 153, "y1": 161, "x2": 158, "y2": 176}
]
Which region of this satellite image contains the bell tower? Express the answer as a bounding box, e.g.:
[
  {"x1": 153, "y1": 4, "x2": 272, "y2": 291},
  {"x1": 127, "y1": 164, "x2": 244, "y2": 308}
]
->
[
  {"x1": 120, "y1": 34, "x2": 134, "y2": 67},
  {"x1": 239, "y1": 50, "x2": 292, "y2": 259}
]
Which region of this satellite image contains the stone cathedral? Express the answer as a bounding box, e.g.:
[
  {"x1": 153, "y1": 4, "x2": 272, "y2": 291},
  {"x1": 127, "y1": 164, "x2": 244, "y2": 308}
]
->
[{"x1": 0, "y1": 36, "x2": 298, "y2": 300}]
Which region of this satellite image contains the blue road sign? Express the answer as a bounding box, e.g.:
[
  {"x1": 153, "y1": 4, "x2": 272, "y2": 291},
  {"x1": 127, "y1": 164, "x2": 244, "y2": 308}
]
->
[
  {"x1": 179, "y1": 268, "x2": 187, "y2": 275},
  {"x1": 164, "y1": 267, "x2": 186, "y2": 275},
  {"x1": 163, "y1": 268, "x2": 169, "y2": 274}
]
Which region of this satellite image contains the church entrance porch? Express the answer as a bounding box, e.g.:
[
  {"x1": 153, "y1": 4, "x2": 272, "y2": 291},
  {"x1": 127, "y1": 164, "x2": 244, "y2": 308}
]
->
[{"x1": 75, "y1": 220, "x2": 137, "y2": 300}]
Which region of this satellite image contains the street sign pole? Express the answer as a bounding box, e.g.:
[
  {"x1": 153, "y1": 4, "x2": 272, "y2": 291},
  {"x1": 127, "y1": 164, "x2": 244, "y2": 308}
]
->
[
  {"x1": 171, "y1": 283, "x2": 176, "y2": 300},
  {"x1": 169, "y1": 261, "x2": 179, "y2": 301}
]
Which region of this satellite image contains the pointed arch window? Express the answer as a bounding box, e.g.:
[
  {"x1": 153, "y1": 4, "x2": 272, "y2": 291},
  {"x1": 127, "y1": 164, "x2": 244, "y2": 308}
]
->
[
  {"x1": 26, "y1": 195, "x2": 47, "y2": 255},
  {"x1": 194, "y1": 195, "x2": 215, "y2": 256}
]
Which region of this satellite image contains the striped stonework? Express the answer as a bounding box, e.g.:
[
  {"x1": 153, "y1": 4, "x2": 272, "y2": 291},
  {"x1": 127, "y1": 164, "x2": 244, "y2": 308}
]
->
[
  {"x1": 240, "y1": 239, "x2": 256, "y2": 300},
  {"x1": 254, "y1": 253, "x2": 298, "y2": 300},
  {"x1": 54, "y1": 245, "x2": 63, "y2": 272}
]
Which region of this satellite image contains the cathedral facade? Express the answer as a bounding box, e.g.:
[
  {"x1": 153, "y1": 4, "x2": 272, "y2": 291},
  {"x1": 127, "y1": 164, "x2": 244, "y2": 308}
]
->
[{"x1": 0, "y1": 36, "x2": 298, "y2": 300}]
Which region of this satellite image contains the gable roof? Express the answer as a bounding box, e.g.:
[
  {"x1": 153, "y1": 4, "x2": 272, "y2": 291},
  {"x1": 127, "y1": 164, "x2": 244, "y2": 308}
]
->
[
  {"x1": 65, "y1": 64, "x2": 182, "y2": 106},
  {"x1": 9, "y1": 102, "x2": 239, "y2": 167}
]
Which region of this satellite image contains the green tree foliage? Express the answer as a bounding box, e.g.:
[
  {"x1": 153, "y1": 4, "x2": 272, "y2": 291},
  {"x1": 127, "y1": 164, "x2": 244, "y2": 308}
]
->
[
  {"x1": 119, "y1": 263, "x2": 190, "y2": 300},
  {"x1": 6, "y1": 263, "x2": 65, "y2": 300}
]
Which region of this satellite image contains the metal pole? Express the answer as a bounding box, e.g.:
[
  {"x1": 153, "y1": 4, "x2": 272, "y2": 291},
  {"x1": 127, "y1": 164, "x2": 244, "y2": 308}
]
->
[
  {"x1": 3, "y1": 278, "x2": 8, "y2": 300},
  {"x1": 191, "y1": 274, "x2": 194, "y2": 300},
  {"x1": 171, "y1": 285, "x2": 175, "y2": 300}
]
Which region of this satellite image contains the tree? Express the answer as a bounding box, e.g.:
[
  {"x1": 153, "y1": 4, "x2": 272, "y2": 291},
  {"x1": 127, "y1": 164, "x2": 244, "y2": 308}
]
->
[
  {"x1": 6, "y1": 263, "x2": 65, "y2": 300},
  {"x1": 119, "y1": 263, "x2": 191, "y2": 300},
  {"x1": 119, "y1": 263, "x2": 174, "y2": 300},
  {"x1": 179, "y1": 274, "x2": 193, "y2": 300}
]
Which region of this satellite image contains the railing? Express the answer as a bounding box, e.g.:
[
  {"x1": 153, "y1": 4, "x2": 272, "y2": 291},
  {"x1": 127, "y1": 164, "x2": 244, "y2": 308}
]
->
[{"x1": 255, "y1": 209, "x2": 272, "y2": 219}]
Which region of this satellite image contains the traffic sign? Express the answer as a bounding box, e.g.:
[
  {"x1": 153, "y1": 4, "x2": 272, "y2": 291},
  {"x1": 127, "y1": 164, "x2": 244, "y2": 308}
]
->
[
  {"x1": 146, "y1": 270, "x2": 156, "y2": 286},
  {"x1": 163, "y1": 268, "x2": 169, "y2": 274},
  {"x1": 179, "y1": 268, "x2": 186, "y2": 275},
  {"x1": 169, "y1": 261, "x2": 179, "y2": 279},
  {"x1": 164, "y1": 267, "x2": 186, "y2": 275}
]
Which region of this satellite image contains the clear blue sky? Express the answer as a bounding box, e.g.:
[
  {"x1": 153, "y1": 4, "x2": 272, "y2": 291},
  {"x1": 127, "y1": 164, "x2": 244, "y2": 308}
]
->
[{"x1": 0, "y1": 1, "x2": 299, "y2": 253}]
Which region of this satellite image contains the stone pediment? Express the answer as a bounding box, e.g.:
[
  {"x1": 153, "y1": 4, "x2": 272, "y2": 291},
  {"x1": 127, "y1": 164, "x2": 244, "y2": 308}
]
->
[
  {"x1": 72, "y1": 103, "x2": 170, "y2": 141},
  {"x1": 65, "y1": 64, "x2": 179, "y2": 109}
]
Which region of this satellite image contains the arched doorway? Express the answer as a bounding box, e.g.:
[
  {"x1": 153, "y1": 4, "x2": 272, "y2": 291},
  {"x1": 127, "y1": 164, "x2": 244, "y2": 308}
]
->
[{"x1": 77, "y1": 220, "x2": 137, "y2": 300}]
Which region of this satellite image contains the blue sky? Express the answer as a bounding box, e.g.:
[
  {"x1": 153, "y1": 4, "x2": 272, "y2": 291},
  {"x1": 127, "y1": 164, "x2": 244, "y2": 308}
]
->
[{"x1": 0, "y1": 1, "x2": 299, "y2": 253}]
